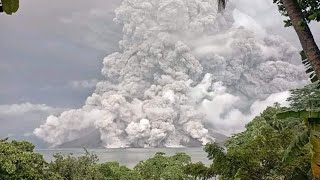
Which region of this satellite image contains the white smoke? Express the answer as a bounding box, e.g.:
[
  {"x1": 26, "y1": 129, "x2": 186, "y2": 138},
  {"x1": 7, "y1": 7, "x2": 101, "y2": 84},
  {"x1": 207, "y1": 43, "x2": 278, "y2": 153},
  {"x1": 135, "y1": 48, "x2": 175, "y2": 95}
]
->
[
  {"x1": 202, "y1": 91, "x2": 291, "y2": 135},
  {"x1": 34, "y1": 0, "x2": 308, "y2": 148}
]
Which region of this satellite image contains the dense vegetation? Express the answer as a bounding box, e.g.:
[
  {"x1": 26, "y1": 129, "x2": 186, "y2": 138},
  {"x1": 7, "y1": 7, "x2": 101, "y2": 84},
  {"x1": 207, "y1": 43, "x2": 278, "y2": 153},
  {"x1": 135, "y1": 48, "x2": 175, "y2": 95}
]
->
[
  {"x1": 1, "y1": 84, "x2": 320, "y2": 180},
  {"x1": 0, "y1": 139, "x2": 203, "y2": 180},
  {"x1": 204, "y1": 84, "x2": 320, "y2": 179}
]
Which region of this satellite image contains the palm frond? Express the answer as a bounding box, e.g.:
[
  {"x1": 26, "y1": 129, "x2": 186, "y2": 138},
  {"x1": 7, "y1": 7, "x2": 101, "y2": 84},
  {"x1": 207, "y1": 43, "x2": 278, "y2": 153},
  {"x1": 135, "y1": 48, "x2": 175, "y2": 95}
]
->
[{"x1": 300, "y1": 51, "x2": 320, "y2": 87}]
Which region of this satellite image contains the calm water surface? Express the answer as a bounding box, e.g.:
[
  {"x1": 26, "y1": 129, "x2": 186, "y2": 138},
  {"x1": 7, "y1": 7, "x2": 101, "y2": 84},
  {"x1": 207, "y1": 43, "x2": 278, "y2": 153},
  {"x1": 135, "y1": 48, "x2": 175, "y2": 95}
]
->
[{"x1": 36, "y1": 148, "x2": 210, "y2": 168}]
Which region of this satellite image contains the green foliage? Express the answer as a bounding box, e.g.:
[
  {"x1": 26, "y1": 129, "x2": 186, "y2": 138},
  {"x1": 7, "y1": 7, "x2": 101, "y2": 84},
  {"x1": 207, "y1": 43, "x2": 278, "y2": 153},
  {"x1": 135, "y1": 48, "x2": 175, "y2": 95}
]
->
[
  {"x1": 204, "y1": 143, "x2": 238, "y2": 179},
  {"x1": 298, "y1": 0, "x2": 320, "y2": 22},
  {"x1": 273, "y1": 0, "x2": 320, "y2": 27},
  {"x1": 278, "y1": 84, "x2": 320, "y2": 178},
  {"x1": 1, "y1": 139, "x2": 211, "y2": 180},
  {"x1": 185, "y1": 162, "x2": 215, "y2": 180},
  {"x1": 300, "y1": 51, "x2": 320, "y2": 85},
  {"x1": 1, "y1": 0, "x2": 19, "y2": 15},
  {"x1": 288, "y1": 84, "x2": 320, "y2": 110},
  {"x1": 0, "y1": 139, "x2": 51, "y2": 180},
  {"x1": 282, "y1": 130, "x2": 310, "y2": 162},
  {"x1": 276, "y1": 83, "x2": 320, "y2": 178},
  {"x1": 310, "y1": 118, "x2": 320, "y2": 178},
  {"x1": 48, "y1": 151, "x2": 100, "y2": 180},
  {"x1": 276, "y1": 109, "x2": 320, "y2": 178},
  {"x1": 277, "y1": 110, "x2": 320, "y2": 121},
  {"x1": 134, "y1": 152, "x2": 192, "y2": 180},
  {"x1": 204, "y1": 105, "x2": 311, "y2": 179},
  {"x1": 97, "y1": 162, "x2": 142, "y2": 180}
]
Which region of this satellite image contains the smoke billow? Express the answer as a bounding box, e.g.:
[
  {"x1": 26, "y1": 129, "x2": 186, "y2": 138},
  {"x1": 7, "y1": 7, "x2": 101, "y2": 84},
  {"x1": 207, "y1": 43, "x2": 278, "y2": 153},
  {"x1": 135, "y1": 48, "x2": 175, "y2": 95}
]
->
[{"x1": 34, "y1": 0, "x2": 307, "y2": 148}]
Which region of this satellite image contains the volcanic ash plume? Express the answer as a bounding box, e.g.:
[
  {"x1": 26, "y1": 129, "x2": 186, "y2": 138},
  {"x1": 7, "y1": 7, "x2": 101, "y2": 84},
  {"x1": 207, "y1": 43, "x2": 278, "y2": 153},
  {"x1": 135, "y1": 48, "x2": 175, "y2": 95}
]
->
[{"x1": 34, "y1": 0, "x2": 308, "y2": 148}]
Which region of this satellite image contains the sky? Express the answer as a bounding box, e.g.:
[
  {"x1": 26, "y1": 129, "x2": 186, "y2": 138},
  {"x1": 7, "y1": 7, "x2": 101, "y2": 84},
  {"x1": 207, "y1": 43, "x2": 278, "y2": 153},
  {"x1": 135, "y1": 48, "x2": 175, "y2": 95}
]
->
[
  {"x1": 0, "y1": 0, "x2": 123, "y2": 146},
  {"x1": 0, "y1": 0, "x2": 319, "y2": 147}
]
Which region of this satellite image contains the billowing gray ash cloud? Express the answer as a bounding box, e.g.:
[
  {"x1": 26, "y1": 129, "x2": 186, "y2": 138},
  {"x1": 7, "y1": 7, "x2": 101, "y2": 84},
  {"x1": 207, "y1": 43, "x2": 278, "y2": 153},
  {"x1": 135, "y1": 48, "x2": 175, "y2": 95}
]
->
[{"x1": 34, "y1": 0, "x2": 308, "y2": 148}]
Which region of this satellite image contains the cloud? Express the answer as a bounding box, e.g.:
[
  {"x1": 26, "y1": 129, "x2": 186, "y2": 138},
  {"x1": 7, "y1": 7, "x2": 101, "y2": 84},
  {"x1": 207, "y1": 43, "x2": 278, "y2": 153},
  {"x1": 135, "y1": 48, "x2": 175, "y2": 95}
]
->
[
  {"x1": 0, "y1": 103, "x2": 64, "y2": 116},
  {"x1": 0, "y1": 0, "x2": 122, "y2": 108},
  {"x1": 69, "y1": 79, "x2": 99, "y2": 89},
  {"x1": 0, "y1": 103, "x2": 66, "y2": 147}
]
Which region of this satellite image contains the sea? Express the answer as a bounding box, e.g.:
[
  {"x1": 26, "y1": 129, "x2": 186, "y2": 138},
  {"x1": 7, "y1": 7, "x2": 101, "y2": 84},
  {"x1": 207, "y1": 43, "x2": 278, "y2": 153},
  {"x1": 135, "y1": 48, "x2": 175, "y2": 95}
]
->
[{"x1": 36, "y1": 147, "x2": 211, "y2": 168}]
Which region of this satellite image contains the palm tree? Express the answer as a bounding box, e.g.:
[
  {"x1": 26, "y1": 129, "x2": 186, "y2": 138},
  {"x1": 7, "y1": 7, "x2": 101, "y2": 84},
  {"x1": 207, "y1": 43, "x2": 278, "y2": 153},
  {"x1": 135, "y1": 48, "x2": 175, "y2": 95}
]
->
[
  {"x1": 218, "y1": 0, "x2": 320, "y2": 177},
  {"x1": 280, "y1": 0, "x2": 320, "y2": 82}
]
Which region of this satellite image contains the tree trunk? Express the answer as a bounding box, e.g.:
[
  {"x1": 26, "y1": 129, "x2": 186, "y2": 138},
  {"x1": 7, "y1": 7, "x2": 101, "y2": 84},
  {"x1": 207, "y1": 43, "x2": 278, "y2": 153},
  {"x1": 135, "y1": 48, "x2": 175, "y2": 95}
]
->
[{"x1": 281, "y1": 0, "x2": 320, "y2": 79}]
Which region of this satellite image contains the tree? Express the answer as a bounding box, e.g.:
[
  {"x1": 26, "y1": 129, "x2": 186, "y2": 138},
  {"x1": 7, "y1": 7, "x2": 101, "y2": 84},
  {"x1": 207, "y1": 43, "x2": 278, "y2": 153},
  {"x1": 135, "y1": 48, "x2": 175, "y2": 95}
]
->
[
  {"x1": 277, "y1": 84, "x2": 320, "y2": 178},
  {"x1": 97, "y1": 161, "x2": 142, "y2": 180},
  {"x1": 0, "y1": 0, "x2": 19, "y2": 15},
  {"x1": 277, "y1": 110, "x2": 320, "y2": 178},
  {"x1": 269, "y1": 1, "x2": 320, "y2": 177},
  {"x1": 48, "y1": 151, "x2": 102, "y2": 180},
  {"x1": 204, "y1": 105, "x2": 312, "y2": 179},
  {"x1": 0, "y1": 139, "x2": 53, "y2": 180},
  {"x1": 185, "y1": 162, "x2": 215, "y2": 180},
  {"x1": 202, "y1": 84, "x2": 320, "y2": 179},
  {"x1": 48, "y1": 150, "x2": 144, "y2": 180},
  {"x1": 218, "y1": 1, "x2": 320, "y2": 176},
  {"x1": 274, "y1": 0, "x2": 320, "y2": 81},
  {"x1": 134, "y1": 152, "x2": 192, "y2": 180}
]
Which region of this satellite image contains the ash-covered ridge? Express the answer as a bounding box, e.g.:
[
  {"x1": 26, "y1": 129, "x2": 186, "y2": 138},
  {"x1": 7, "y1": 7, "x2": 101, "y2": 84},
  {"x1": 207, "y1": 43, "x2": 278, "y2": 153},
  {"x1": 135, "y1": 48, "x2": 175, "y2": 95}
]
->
[{"x1": 34, "y1": 0, "x2": 307, "y2": 148}]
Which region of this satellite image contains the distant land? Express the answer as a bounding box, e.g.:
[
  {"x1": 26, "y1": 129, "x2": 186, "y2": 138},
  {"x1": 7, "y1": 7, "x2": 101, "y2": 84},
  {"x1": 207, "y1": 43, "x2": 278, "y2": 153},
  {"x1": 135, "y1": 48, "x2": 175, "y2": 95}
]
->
[{"x1": 58, "y1": 130, "x2": 228, "y2": 148}]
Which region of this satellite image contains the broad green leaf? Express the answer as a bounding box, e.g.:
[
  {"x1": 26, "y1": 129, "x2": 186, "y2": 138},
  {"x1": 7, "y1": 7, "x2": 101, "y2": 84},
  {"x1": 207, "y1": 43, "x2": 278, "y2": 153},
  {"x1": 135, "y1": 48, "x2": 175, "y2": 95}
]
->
[
  {"x1": 283, "y1": 130, "x2": 309, "y2": 162},
  {"x1": 310, "y1": 130, "x2": 320, "y2": 178}
]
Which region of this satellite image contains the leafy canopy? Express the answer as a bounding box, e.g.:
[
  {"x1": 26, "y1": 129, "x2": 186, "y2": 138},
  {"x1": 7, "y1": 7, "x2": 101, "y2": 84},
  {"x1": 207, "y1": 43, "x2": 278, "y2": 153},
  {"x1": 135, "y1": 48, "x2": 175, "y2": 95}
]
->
[
  {"x1": 204, "y1": 105, "x2": 311, "y2": 180},
  {"x1": 0, "y1": 139, "x2": 52, "y2": 180},
  {"x1": 273, "y1": 0, "x2": 320, "y2": 27}
]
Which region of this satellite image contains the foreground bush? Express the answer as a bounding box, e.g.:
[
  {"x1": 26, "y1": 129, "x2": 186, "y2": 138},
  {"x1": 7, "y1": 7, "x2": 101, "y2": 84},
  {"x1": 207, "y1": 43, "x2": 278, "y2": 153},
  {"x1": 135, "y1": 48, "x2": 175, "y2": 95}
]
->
[{"x1": 0, "y1": 139, "x2": 55, "y2": 180}]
